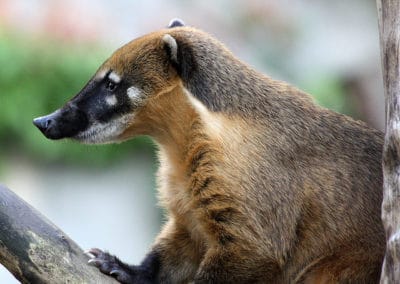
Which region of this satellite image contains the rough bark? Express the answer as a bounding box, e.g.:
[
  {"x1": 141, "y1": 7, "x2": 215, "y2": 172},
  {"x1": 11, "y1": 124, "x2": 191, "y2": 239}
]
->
[
  {"x1": 376, "y1": 1, "x2": 400, "y2": 283},
  {"x1": 0, "y1": 184, "x2": 117, "y2": 284}
]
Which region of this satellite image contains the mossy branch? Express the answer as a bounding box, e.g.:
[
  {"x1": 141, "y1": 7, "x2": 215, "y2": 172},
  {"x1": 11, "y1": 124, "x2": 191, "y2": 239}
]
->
[{"x1": 0, "y1": 184, "x2": 117, "y2": 284}]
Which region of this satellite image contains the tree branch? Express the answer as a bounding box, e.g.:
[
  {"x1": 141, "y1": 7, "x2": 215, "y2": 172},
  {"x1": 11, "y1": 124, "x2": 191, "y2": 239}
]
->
[
  {"x1": 376, "y1": 0, "x2": 400, "y2": 283},
  {"x1": 0, "y1": 184, "x2": 117, "y2": 284}
]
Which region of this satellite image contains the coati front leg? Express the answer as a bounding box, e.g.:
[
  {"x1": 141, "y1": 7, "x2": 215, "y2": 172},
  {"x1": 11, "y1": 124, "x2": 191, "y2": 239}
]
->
[
  {"x1": 188, "y1": 214, "x2": 281, "y2": 284},
  {"x1": 87, "y1": 219, "x2": 201, "y2": 283},
  {"x1": 193, "y1": 247, "x2": 281, "y2": 284},
  {"x1": 87, "y1": 248, "x2": 159, "y2": 283},
  {"x1": 87, "y1": 226, "x2": 280, "y2": 284}
]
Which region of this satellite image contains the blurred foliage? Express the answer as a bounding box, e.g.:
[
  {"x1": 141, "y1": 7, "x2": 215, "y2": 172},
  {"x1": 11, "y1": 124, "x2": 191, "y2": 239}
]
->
[
  {"x1": 0, "y1": 33, "x2": 154, "y2": 166},
  {"x1": 300, "y1": 74, "x2": 354, "y2": 116}
]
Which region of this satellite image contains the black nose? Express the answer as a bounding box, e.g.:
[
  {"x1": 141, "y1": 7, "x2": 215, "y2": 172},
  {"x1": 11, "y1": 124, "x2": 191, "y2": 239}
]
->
[
  {"x1": 33, "y1": 110, "x2": 61, "y2": 138},
  {"x1": 33, "y1": 116, "x2": 54, "y2": 132},
  {"x1": 33, "y1": 107, "x2": 88, "y2": 140}
]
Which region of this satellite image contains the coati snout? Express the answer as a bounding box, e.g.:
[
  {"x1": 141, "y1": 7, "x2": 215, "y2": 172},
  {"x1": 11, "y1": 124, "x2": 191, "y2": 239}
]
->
[
  {"x1": 32, "y1": 68, "x2": 150, "y2": 144},
  {"x1": 33, "y1": 106, "x2": 88, "y2": 140}
]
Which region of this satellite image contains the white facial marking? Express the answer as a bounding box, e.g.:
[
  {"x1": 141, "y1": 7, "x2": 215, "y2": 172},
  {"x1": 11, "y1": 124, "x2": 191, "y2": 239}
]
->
[
  {"x1": 127, "y1": 86, "x2": 142, "y2": 100},
  {"x1": 162, "y1": 34, "x2": 178, "y2": 62},
  {"x1": 105, "y1": 95, "x2": 117, "y2": 106},
  {"x1": 75, "y1": 114, "x2": 134, "y2": 144},
  {"x1": 108, "y1": 71, "x2": 121, "y2": 84}
]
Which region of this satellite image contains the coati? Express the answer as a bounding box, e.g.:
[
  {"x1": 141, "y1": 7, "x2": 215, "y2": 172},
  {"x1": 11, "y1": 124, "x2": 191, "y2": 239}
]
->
[{"x1": 33, "y1": 19, "x2": 385, "y2": 283}]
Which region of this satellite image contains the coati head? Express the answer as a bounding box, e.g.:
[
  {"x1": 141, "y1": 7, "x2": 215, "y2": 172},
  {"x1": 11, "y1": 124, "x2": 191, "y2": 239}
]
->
[{"x1": 33, "y1": 19, "x2": 193, "y2": 144}]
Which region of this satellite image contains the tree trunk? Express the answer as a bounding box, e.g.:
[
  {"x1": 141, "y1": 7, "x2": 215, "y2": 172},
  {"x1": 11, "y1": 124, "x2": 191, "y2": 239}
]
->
[
  {"x1": 0, "y1": 184, "x2": 117, "y2": 284},
  {"x1": 376, "y1": 0, "x2": 400, "y2": 283}
]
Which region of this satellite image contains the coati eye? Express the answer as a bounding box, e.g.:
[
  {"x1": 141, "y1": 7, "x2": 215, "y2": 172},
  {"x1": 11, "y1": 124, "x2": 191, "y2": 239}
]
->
[{"x1": 106, "y1": 80, "x2": 117, "y2": 91}]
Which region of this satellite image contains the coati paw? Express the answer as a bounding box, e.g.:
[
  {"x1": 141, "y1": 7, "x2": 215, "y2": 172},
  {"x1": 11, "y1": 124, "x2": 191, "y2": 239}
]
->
[{"x1": 86, "y1": 248, "x2": 135, "y2": 283}]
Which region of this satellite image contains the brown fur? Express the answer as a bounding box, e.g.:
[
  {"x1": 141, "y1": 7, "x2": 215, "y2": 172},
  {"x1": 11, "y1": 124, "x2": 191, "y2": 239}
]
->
[{"x1": 48, "y1": 25, "x2": 385, "y2": 283}]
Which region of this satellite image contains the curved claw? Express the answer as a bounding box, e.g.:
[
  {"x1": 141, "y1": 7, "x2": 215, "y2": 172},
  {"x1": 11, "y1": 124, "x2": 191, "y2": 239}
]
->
[
  {"x1": 84, "y1": 250, "x2": 96, "y2": 259},
  {"x1": 88, "y1": 258, "x2": 105, "y2": 267},
  {"x1": 110, "y1": 269, "x2": 121, "y2": 276},
  {"x1": 87, "y1": 248, "x2": 104, "y2": 257}
]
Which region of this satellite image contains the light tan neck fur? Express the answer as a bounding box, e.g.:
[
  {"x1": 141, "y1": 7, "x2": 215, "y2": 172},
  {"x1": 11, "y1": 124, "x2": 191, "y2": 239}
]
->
[{"x1": 125, "y1": 84, "x2": 215, "y2": 213}]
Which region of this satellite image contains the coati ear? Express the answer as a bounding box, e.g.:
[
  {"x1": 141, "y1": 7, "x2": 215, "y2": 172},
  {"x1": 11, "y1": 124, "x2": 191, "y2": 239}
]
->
[
  {"x1": 167, "y1": 18, "x2": 185, "y2": 28},
  {"x1": 162, "y1": 33, "x2": 195, "y2": 82},
  {"x1": 163, "y1": 34, "x2": 178, "y2": 64}
]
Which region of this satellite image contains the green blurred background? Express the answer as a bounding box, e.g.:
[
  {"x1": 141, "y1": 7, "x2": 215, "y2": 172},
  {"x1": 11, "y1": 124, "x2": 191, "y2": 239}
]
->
[{"x1": 0, "y1": 0, "x2": 383, "y2": 282}]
